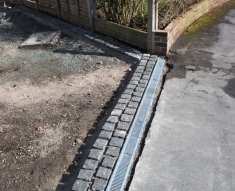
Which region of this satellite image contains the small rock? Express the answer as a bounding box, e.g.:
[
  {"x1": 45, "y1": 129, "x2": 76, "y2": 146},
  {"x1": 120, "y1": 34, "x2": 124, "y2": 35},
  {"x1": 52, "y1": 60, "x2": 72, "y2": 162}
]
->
[
  {"x1": 185, "y1": 65, "x2": 196, "y2": 71},
  {"x1": 128, "y1": 68, "x2": 132, "y2": 71},
  {"x1": 75, "y1": 138, "x2": 82, "y2": 144},
  {"x1": 97, "y1": 61, "x2": 103, "y2": 65}
]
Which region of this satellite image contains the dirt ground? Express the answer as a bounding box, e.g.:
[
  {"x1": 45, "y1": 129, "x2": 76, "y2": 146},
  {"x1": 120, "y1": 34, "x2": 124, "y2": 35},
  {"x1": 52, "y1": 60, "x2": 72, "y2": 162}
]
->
[{"x1": 0, "y1": 4, "x2": 135, "y2": 191}]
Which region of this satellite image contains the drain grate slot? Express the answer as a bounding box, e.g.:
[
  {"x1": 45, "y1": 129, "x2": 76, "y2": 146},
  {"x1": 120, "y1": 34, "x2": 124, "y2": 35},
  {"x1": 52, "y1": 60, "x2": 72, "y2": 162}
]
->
[{"x1": 106, "y1": 59, "x2": 165, "y2": 191}]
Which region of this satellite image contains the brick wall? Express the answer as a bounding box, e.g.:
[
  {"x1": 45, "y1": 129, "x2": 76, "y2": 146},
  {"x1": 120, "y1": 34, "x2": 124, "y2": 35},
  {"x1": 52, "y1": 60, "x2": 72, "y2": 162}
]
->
[{"x1": 154, "y1": 0, "x2": 229, "y2": 56}]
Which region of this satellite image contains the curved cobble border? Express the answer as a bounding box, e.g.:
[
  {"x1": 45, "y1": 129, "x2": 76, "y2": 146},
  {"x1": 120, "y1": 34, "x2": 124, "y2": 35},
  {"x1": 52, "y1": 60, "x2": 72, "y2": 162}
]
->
[{"x1": 154, "y1": 0, "x2": 229, "y2": 55}]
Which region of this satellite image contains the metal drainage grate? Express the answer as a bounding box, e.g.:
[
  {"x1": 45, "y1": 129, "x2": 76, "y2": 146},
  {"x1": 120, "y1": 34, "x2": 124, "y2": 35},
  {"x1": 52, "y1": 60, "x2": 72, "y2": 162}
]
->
[{"x1": 106, "y1": 58, "x2": 165, "y2": 191}]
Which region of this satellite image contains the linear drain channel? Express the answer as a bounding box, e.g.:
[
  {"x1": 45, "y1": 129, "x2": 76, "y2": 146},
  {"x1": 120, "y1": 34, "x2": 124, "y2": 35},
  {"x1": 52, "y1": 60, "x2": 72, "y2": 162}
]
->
[{"x1": 106, "y1": 59, "x2": 165, "y2": 191}]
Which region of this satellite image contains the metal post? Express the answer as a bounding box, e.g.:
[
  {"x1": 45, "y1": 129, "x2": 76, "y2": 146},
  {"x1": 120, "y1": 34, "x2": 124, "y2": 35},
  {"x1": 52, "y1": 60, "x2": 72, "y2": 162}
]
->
[
  {"x1": 55, "y1": 0, "x2": 61, "y2": 20},
  {"x1": 147, "y1": 0, "x2": 158, "y2": 54},
  {"x1": 86, "y1": 0, "x2": 95, "y2": 32},
  {"x1": 21, "y1": 0, "x2": 23, "y2": 5}
]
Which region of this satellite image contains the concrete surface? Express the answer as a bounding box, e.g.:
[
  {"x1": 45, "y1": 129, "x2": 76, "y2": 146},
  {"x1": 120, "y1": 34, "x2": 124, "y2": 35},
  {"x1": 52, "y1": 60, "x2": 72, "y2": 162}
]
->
[{"x1": 129, "y1": 4, "x2": 235, "y2": 191}]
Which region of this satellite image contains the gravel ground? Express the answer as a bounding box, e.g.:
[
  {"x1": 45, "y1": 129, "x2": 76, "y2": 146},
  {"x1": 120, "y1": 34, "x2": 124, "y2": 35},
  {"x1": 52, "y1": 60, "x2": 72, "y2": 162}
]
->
[{"x1": 0, "y1": 3, "x2": 135, "y2": 191}]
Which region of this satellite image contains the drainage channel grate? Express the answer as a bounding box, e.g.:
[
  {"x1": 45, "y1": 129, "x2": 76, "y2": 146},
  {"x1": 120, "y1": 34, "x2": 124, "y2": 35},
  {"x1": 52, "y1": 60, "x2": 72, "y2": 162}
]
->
[{"x1": 106, "y1": 59, "x2": 165, "y2": 191}]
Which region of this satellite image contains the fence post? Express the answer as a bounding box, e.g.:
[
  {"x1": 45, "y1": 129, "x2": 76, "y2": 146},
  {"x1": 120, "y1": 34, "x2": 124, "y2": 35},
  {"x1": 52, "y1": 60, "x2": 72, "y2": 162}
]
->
[
  {"x1": 35, "y1": 0, "x2": 39, "y2": 11},
  {"x1": 86, "y1": 0, "x2": 95, "y2": 32},
  {"x1": 147, "y1": 0, "x2": 158, "y2": 54},
  {"x1": 55, "y1": 0, "x2": 61, "y2": 20}
]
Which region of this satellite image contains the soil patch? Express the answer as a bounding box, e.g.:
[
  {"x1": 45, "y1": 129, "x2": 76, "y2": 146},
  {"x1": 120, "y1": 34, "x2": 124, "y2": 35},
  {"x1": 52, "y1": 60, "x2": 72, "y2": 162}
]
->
[{"x1": 0, "y1": 4, "x2": 135, "y2": 191}]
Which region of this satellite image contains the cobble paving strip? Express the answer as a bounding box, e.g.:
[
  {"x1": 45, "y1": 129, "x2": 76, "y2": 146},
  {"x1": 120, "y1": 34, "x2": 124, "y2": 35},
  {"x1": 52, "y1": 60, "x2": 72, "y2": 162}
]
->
[
  {"x1": 102, "y1": 156, "x2": 117, "y2": 169},
  {"x1": 131, "y1": 96, "x2": 142, "y2": 102},
  {"x1": 121, "y1": 114, "x2": 134, "y2": 123},
  {"x1": 88, "y1": 149, "x2": 104, "y2": 161},
  {"x1": 133, "y1": 91, "x2": 143, "y2": 97},
  {"x1": 129, "y1": 80, "x2": 139, "y2": 85},
  {"x1": 93, "y1": 139, "x2": 108, "y2": 150},
  {"x1": 102, "y1": 123, "x2": 115, "y2": 131},
  {"x1": 99, "y1": 130, "x2": 113, "y2": 140},
  {"x1": 142, "y1": 75, "x2": 151, "y2": 80},
  {"x1": 135, "y1": 87, "x2": 145, "y2": 92},
  {"x1": 106, "y1": 146, "x2": 120, "y2": 157},
  {"x1": 124, "y1": 88, "x2": 134, "y2": 95},
  {"x1": 71, "y1": 55, "x2": 164, "y2": 190},
  {"x1": 131, "y1": 76, "x2": 141, "y2": 81},
  {"x1": 83, "y1": 159, "x2": 99, "y2": 170},
  {"x1": 143, "y1": 71, "x2": 152, "y2": 76},
  {"x1": 135, "y1": 68, "x2": 144, "y2": 73},
  {"x1": 96, "y1": 167, "x2": 112, "y2": 179},
  {"x1": 77, "y1": 169, "x2": 94, "y2": 181},
  {"x1": 117, "y1": 121, "x2": 131, "y2": 131},
  {"x1": 133, "y1": 73, "x2": 142, "y2": 77},
  {"x1": 113, "y1": 129, "x2": 127, "y2": 138},
  {"x1": 126, "y1": 84, "x2": 136, "y2": 89},
  {"x1": 92, "y1": 178, "x2": 108, "y2": 191},
  {"x1": 128, "y1": 101, "x2": 139, "y2": 109},
  {"x1": 107, "y1": 115, "x2": 119, "y2": 124},
  {"x1": 139, "y1": 79, "x2": 148, "y2": 84},
  {"x1": 72, "y1": 180, "x2": 89, "y2": 191},
  {"x1": 121, "y1": 94, "x2": 132, "y2": 99},
  {"x1": 145, "y1": 67, "x2": 154, "y2": 72},
  {"x1": 111, "y1": 109, "x2": 123, "y2": 116},
  {"x1": 124, "y1": 107, "x2": 136, "y2": 115},
  {"x1": 109, "y1": 137, "x2": 124, "y2": 148},
  {"x1": 118, "y1": 98, "x2": 130, "y2": 104},
  {"x1": 137, "y1": 83, "x2": 147, "y2": 88}
]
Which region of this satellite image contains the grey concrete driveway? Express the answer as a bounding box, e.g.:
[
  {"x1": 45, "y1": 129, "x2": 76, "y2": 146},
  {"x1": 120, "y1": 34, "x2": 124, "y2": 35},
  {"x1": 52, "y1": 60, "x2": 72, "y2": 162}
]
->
[{"x1": 129, "y1": 3, "x2": 235, "y2": 191}]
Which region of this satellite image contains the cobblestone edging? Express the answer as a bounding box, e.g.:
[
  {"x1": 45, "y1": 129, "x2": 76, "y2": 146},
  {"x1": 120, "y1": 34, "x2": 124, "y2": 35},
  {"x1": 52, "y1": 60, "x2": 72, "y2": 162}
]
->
[
  {"x1": 72, "y1": 55, "x2": 165, "y2": 191},
  {"x1": 15, "y1": 5, "x2": 142, "y2": 60}
]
